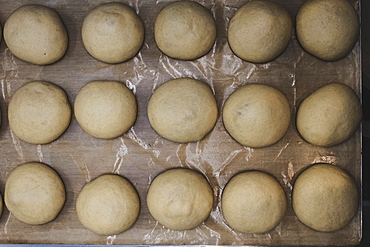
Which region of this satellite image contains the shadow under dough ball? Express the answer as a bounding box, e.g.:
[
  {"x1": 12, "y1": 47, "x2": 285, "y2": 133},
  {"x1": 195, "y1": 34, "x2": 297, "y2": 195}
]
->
[
  {"x1": 222, "y1": 84, "x2": 291, "y2": 148},
  {"x1": 154, "y1": 1, "x2": 216, "y2": 60},
  {"x1": 292, "y1": 164, "x2": 359, "y2": 232},
  {"x1": 227, "y1": 0, "x2": 292, "y2": 63},
  {"x1": 74, "y1": 81, "x2": 137, "y2": 139},
  {"x1": 296, "y1": 83, "x2": 362, "y2": 147},
  {"x1": 82, "y1": 2, "x2": 144, "y2": 63},
  {"x1": 76, "y1": 174, "x2": 140, "y2": 235},
  {"x1": 8, "y1": 81, "x2": 72, "y2": 145},
  {"x1": 147, "y1": 78, "x2": 218, "y2": 143},
  {"x1": 146, "y1": 168, "x2": 213, "y2": 231},
  {"x1": 4, "y1": 162, "x2": 66, "y2": 225},
  {"x1": 296, "y1": 0, "x2": 359, "y2": 61},
  {"x1": 4, "y1": 4, "x2": 68, "y2": 65},
  {"x1": 221, "y1": 171, "x2": 286, "y2": 234}
]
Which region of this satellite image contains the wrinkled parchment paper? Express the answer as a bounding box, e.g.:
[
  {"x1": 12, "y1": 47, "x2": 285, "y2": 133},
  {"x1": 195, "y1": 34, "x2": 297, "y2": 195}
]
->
[{"x1": 0, "y1": 0, "x2": 362, "y2": 245}]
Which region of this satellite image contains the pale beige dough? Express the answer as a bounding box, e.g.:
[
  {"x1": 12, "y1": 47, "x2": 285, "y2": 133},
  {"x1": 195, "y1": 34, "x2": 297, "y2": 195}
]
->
[
  {"x1": 292, "y1": 164, "x2": 359, "y2": 232},
  {"x1": 154, "y1": 1, "x2": 216, "y2": 60},
  {"x1": 296, "y1": 0, "x2": 359, "y2": 61},
  {"x1": 82, "y1": 3, "x2": 144, "y2": 63},
  {"x1": 74, "y1": 81, "x2": 137, "y2": 139},
  {"x1": 148, "y1": 78, "x2": 218, "y2": 143},
  {"x1": 222, "y1": 171, "x2": 286, "y2": 233},
  {"x1": 76, "y1": 174, "x2": 140, "y2": 235},
  {"x1": 296, "y1": 83, "x2": 362, "y2": 147},
  {"x1": 222, "y1": 84, "x2": 291, "y2": 148},
  {"x1": 4, "y1": 162, "x2": 66, "y2": 225},
  {"x1": 8, "y1": 81, "x2": 72, "y2": 144},
  {"x1": 228, "y1": 0, "x2": 292, "y2": 63},
  {"x1": 4, "y1": 4, "x2": 68, "y2": 65},
  {"x1": 147, "y1": 168, "x2": 213, "y2": 231}
]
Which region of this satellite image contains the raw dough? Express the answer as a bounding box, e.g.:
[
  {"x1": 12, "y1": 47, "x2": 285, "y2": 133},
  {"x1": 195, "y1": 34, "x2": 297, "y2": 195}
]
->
[
  {"x1": 222, "y1": 84, "x2": 291, "y2": 148},
  {"x1": 296, "y1": 83, "x2": 362, "y2": 147},
  {"x1": 292, "y1": 164, "x2": 359, "y2": 232},
  {"x1": 228, "y1": 0, "x2": 292, "y2": 63},
  {"x1": 4, "y1": 4, "x2": 68, "y2": 65},
  {"x1": 221, "y1": 171, "x2": 286, "y2": 233},
  {"x1": 154, "y1": 1, "x2": 216, "y2": 60},
  {"x1": 147, "y1": 78, "x2": 218, "y2": 143},
  {"x1": 146, "y1": 168, "x2": 213, "y2": 230},
  {"x1": 296, "y1": 0, "x2": 359, "y2": 61},
  {"x1": 76, "y1": 174, "x2": 140, "y2": 235},
  {"x1": 74, "y1": 81, "x2": 137, "y2": 139},
  {"x1": 8, "y1": 81, "x2": 72, "y2": 144},
  {"x1": 82, "y1": 3, "x2": 144, "y2": 63},
  {"x1": 4, "y1": 162, "x2": 66, "y2": 225}
]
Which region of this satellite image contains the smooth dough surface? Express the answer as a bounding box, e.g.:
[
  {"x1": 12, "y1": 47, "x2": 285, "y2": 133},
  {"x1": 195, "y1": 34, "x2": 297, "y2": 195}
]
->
[
  {"x1": 82, "y1": 2, "x2": 144, "y2": 63},
  {"x1": 296, "y1": 0, "x2": 359, "y2": 61},
  {"x1": 228, "y1": 0, "x2": 292, "y2": 63},
  {"x1": 76, "y1": 174, "x2": 140, "y2": 235},
  {"x1": 292, "y1": 164, "x2": 359, "y2": 232},
  {"x1": 4, "y1": 4, "x2": 68, "y2": 65},
  {"x1": 148, "y1": 78, "x2": 218, "y2": 143},
  {"x1": 222, "y1": 171, "x2": 286, "y2": 233},
  {"x1": 74, "y1": 81, "x2": 137, "y2": 139},
  {"x1": 222, "y1": 84, "x2": 291, "y2": 148},
  {"x1": 147, "y1": 168, "x2": 213, "y2": 230},
  {"x1": 154, "y1": 1, "x2": 216, "y2": 60},
  {"x1": 296, "y1": 83, "x2": 362, "y2": 147},
  {"x1": 4, "y1": 162, "x2": 66, "y2": 225},
  {"x1": 8, "y1": 81, "x2": 72, "y2": 144}
]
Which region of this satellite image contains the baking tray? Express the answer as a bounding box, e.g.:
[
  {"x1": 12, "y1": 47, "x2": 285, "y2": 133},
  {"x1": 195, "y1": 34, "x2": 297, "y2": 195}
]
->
[{"x1": 0, "y1": 0, "x2": 362, "y2": 245}]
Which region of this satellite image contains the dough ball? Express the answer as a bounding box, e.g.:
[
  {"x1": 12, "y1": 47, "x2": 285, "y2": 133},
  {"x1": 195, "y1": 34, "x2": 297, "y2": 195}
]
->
[
  {"x1": 222, "y1": 171, "x2": 286, "y2": 233},
  {"x1": 154, "y1": 1, "x2": 216, "y2": 60},
  {"x1": 4, "y1": 4, "x2": 68, "y2": 65},
  {"x1": 147, "y1": 168, "x2": 213, "y2": 230},
  {"x1": 4, "y1": 162, "x2": 66, "y2": 225},
  {"x1": 148, "y1": 78, "x2": 218, "y2": 143},
  {"x1": 296, "y1": 0, "x2": 359, "y2": 61},
  {"x1": 292, "y1": 164, "x2": 359, "y2": 232},
  {"x1": 296, "y1": 83, "x2": 362, "y2": 147},
  {"x1": 76, "y1": 174, "x2": 140, "y2": 235},
  {"x1": 82, "y1": 3, "x2": 144, "y2": 63},
  {"x1": 74, "y1": 81, "x2": 137, "y2": 139},
  {"x1": 8, "y1": 81, "x2": 72, "y2": 144},
  {"x1": 222, "y1": 84, "x2": 291, "y2": 148},
  {"x1": 228, "y1": 0, "x2": 292, "y2": 63}
]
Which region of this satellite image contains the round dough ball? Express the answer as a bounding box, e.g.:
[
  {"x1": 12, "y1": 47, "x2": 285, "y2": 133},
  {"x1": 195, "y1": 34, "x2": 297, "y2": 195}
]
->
[
  {"x1": 4, "y1": 162, "x2": 66, "y2": 225},
  {"x1": 82, "y1": 3, "x2": 144, "y2": 63},
  {"x1": 154, "y1": 1, "x2": 216, "y2": 60},
  {"x1": 296, "y1": 83, "x2": 362, "y2": 147},
  {"x1": 228, "y1": 0, "x2": 292, "y2": 63},
  {"x1": 147, "y1": 168, "x2": 213, "y2": 230},
  {"x1": 222, "y1": 84, "x2": 291, "y2": 148},
  {"x1": 148, "y1": 78, "x2": 218, "y2": 143},
  {"x1": 292, "y1": 164, "x2": 359, "y2": 232},
  {"x1": 8, "y1": 81, "x2": 72, "y2": 144},
  {"x1": 74, "y1": 81, "x2": 137, "y2": 139},
  {"x1": 4, "y1": 4, "x2": 68, "y2": 65},
  {"x1": 296, "y1": 0, "x2": 359, "y2": 61},
  {"x1": 76, "y1": 174, "x2": 140, "y2": 235},
  {"x1": 222, "y1": 171, "x2": 286, "y2": 233}
]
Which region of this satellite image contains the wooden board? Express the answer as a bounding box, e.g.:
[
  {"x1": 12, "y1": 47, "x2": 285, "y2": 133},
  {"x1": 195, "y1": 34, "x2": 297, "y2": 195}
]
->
[{"x1": 0, "y1": 0, "x2": 362, "y2": 245}]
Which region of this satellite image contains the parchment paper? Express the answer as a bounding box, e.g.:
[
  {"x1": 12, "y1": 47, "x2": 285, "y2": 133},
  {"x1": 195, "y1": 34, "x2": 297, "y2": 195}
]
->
[{"x1": 0, "y1": 0, "x2": 362, "y2": 245}]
